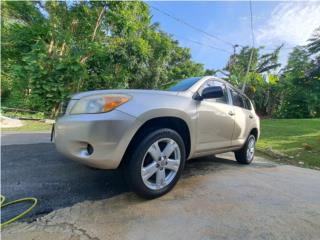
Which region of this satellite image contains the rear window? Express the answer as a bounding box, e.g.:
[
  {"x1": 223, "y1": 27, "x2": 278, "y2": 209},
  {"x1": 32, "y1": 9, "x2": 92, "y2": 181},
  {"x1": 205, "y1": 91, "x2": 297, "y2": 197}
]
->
[
  {"x1": 230, "y1": 89, "x2": 252, "y2": 110},
  {"x1": 168, "y1": 77, "x2": 202, "y2": 91},
  {"x1": 243, "y1": 96, "x2": 252, "y2": 110},
  {"x1": 230, "y1": 90, "x2": 245, "y2": 108}
]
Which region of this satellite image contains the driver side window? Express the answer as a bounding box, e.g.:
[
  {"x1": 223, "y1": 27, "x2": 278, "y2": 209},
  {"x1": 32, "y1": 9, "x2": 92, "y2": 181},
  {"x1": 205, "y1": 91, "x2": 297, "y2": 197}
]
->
[{"x1": 201, "y1": 80, "x2": 229, "y2": 104}]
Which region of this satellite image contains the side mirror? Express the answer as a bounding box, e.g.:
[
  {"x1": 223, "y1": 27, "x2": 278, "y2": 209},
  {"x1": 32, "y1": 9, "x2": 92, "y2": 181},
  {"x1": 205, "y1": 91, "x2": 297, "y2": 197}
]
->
[{"x1": 194, "y1": 86, "x2": 224, "y2": 100}]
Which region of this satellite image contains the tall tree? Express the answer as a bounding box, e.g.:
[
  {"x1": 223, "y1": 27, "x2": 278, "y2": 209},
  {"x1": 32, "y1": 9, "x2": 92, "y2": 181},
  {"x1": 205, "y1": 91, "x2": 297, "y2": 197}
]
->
[
  {"x1": 224, "y1": 46, "x2": 281, "y2": 115},
  {"x1": 307, "y1": 26, "x2": 320, "y2": 55},
  {"x1": 1, "y1": 1, "x2": 205, "y2": 115},
  {"x1": 276, "y1": 47, "x2": 320, "y2": 118}
]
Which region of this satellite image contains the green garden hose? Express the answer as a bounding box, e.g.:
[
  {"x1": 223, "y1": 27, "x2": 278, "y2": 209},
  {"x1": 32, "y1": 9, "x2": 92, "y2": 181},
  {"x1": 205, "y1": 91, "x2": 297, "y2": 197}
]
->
[{"x1": 0, "y1": 194, "x2": 37, "y2": 229}]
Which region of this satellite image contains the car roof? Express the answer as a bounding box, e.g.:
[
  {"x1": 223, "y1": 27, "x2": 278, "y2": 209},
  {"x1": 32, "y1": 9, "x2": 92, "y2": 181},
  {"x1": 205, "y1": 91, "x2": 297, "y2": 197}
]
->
[{"x1": 193, "y1": 76, "x2": 250, "y2": 99}]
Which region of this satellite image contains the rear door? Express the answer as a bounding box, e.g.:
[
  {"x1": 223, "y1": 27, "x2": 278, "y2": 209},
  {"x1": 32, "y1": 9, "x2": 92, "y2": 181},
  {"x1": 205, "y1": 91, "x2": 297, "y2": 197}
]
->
[
  {"x1": 229, "y1": 89, "x2": 253, "y2": 147},
  {"x1": 196, "y1": 80, "x2": 235, "y2": 152}
]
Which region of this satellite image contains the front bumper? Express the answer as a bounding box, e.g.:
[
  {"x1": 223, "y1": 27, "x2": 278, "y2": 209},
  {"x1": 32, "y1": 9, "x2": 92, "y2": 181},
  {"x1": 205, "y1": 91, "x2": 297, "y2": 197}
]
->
[{"x1": 54, "y1": 110, "x2": 136, "y2": 169}]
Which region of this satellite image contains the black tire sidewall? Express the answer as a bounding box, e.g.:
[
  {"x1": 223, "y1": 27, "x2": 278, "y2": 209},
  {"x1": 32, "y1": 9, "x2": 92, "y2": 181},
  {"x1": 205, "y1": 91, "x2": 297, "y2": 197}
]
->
[
  {"x1": 246, "y1": 135, "x2": 256, "y2": 163},
  {"x1": 125, "y1": 128, "x2": 186, "y2": 199},
  {"x1": 235, "y1": 134, "x2": 256, "y2": 164}
]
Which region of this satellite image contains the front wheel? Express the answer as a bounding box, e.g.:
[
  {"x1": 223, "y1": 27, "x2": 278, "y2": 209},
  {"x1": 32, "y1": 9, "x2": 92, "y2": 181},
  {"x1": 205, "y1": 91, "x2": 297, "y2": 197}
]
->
[
  {"x1": 234, "y1": 134, "x2": 256, "y2": 164},
  {"x1": 124, "y1": 128, "x2": 186, "y2": 199}
]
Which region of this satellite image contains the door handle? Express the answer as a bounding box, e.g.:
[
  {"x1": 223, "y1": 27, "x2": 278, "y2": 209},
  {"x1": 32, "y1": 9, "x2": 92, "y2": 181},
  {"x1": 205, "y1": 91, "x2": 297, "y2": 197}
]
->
[
  {"x1": 249, "y1": 114, "x2": 253, "y2": 119},
  {"x1": 228, "y1": 111, "x2": 235, "y2": 116}
]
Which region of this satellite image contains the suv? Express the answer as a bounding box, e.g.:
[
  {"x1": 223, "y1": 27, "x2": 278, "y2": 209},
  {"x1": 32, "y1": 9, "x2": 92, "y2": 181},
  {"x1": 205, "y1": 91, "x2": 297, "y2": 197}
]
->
[{"x1": 54, "y1": 76, "x2": 260, "y2": 198}]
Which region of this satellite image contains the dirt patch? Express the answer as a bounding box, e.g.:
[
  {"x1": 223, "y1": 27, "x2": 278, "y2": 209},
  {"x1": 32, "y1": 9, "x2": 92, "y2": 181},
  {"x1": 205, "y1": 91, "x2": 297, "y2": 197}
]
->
[{"x1": 0, "y1": 116, "x2": 24, "y2": 128}]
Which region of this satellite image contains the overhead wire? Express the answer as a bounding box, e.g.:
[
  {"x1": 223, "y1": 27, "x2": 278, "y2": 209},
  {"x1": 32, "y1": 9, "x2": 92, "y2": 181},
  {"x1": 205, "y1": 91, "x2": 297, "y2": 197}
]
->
[
  {"x1": 149, "y1": 1, "x2": 293, "y2": 75},
  {"x1": 148, "y1": 3, "x2": 236, "y2": 48},
  {"x1": 173, "y1": 34, "x2": 232, "y2": 54}
]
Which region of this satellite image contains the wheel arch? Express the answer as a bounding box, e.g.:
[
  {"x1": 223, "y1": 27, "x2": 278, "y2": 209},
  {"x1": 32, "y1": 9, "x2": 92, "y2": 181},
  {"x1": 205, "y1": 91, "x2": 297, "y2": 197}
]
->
[
  {"x1": 249, "y1": 128, "x2": 259, "y2": 140},
  {"x1": 119, "y1": 116, "x2": 192, "y2": 169}
]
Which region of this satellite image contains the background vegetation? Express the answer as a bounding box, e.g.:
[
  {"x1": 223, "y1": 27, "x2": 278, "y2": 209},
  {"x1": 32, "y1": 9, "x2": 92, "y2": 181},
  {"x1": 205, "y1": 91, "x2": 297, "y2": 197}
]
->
[{"x1": 1, "y1": 1, "x2": 320, "y2": 119}]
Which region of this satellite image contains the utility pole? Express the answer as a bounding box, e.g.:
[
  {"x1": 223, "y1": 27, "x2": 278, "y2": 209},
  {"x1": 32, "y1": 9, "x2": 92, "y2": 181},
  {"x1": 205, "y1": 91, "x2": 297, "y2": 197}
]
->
[
  {"x1": 233, "y1": 44, "x2": 239, "y2": 56},
  {"x1": 242, "y1": 48, "x2": 254, "y2": 93},
  {"x1": 229, "y1": 44, "x2": 239, "y2": 82},
  {"x1": 242, "y1": 0, "x2": 255, "y2": 93}
]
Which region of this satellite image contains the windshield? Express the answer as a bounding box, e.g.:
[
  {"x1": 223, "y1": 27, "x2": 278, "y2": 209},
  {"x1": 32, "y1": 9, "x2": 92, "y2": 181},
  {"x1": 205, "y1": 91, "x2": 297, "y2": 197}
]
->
[{"x1": 168, "y1": 77, "x2": 202, "y2": 91}]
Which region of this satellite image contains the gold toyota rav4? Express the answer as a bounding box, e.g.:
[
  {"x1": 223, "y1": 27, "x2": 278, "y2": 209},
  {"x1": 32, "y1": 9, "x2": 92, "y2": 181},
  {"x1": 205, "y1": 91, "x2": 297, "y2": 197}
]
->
[{"x1": 54, "y1": 76, "x2": 260, "y2": 198}]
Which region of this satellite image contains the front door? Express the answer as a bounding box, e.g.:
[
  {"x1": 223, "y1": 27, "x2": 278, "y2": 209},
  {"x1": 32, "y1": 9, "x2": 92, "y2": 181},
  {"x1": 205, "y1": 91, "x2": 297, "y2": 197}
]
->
[
  {"x1": 196, "y1": 80, "x2": 235, "y2": 152},
  {"x1": 229, "y1": 89, "x2": 252, "y2": 147}
]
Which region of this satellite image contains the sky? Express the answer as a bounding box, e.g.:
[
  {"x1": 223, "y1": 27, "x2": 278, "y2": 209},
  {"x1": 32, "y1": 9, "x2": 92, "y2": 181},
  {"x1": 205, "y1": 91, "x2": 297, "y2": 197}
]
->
[{"x1": 146, "y1": 1, "x2": 320, "y2": 70}]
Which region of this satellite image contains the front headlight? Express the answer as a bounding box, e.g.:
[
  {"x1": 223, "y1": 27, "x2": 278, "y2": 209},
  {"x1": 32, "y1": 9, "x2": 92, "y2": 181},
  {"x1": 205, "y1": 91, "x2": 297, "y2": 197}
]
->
[{"x1": 70, "y1": 94, "x2": 131, "y2": 114}]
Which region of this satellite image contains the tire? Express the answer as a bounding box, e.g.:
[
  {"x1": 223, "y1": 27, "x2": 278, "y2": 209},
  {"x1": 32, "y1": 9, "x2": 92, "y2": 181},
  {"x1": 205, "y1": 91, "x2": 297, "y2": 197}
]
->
[
  {"x1": 234, "y1": 134, "x2": 256, "y2": 164},
  {"x1": 124, "y1": 128, "x2": 186, "y2": 199}
]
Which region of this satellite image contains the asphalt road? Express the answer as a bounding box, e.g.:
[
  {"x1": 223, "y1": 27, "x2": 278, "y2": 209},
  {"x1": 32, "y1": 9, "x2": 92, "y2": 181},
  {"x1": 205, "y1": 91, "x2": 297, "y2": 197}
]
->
[
  {"x1": 2, "y1": 133, "x2": 320, "y2": 240},
  {"x1": 1, "y1": 132, "x2": 52, "y2": 145},
  {"x1": 1, "y1": 132, "x2": 241, "y2": 219},
  {"x1": 1, "y1": 132, "x2": 127, "y2": 219},
  {"x1": 1, "y1": 132, "x2": 275, "y2": 219}
]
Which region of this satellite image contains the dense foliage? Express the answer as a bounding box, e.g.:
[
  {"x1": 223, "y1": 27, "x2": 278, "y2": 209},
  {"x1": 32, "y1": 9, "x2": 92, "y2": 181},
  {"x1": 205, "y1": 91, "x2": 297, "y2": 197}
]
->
[
  {"x1": 223, "y1": 30, "x2": 320, "y2": 118},
  {"x1": 1, "y1": 1, "x2": 206, "y2": 115},
  {"x1": 224, "y1": 46, "x2": 281, "y2": 116},
  {"x1": 275, "y1": 47, "x2": 320, "y2": 118},
  {"x1": 1, "y1": 1, "x2": 319, "y2": 118}
]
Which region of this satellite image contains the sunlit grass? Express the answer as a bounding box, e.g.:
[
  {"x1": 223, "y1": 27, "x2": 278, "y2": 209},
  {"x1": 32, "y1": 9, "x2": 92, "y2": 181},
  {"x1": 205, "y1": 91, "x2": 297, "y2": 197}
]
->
[{"x1": 257, "y1": 119, "x2": 320, "y2": 168}]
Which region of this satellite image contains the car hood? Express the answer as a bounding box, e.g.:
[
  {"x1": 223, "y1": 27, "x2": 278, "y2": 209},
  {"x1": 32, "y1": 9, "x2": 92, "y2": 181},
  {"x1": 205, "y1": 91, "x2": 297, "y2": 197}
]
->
[{"x1": 70, "y1": 89, "x2": 179, "y2": 100}]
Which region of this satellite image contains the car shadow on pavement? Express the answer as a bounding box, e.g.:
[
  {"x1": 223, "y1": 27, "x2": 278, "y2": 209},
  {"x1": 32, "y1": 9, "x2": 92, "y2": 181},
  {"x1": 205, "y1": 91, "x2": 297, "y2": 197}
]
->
[
  {"x1": 2, "y1": 142, "x2": 274, "y2": 221},
  {"x1": 183, "y1": 155, "x2": 237, "y2": 177}
]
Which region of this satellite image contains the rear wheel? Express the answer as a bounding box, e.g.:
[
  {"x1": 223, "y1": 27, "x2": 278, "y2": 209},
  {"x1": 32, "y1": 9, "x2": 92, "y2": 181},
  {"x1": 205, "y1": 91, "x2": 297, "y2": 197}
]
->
[
  {"x1": 124, "y1": 128, "x2": 186, "y2": 199},
  {"x1": 234, "y1": 134, "x2": 256, "y2": 164}
]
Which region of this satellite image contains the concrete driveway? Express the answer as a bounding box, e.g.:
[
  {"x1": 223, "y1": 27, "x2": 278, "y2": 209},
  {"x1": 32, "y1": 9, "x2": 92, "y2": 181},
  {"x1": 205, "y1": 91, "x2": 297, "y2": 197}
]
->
[{"x1": 2, "y1": 133, "x2": 320, "y2": 240}]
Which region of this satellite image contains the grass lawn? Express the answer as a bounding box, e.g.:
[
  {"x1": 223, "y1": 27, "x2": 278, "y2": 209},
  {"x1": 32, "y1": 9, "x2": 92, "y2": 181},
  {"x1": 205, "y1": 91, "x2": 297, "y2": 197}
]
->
[
  {"x1": 1, "y1": 120, "x2": 52, "y2": 132},
  {"x1": 257, "y1": 119, "x2": 320, "y2": 169}
]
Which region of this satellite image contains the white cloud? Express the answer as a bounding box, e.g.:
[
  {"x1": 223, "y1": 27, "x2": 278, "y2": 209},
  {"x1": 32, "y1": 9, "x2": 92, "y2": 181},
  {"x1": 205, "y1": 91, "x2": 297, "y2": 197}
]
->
[{"x1": 257, "y1": 2, "x2": 320, "y2": 47}]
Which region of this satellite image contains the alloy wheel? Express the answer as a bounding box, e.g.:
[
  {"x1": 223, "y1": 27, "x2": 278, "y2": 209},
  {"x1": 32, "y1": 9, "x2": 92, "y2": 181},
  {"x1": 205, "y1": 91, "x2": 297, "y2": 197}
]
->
[
  {"x1": 141, "y1": 138, "x2": 181, "y2": 190},
  {"x1": 246, "y1": 136, "x2": 255, "y2": 161}
]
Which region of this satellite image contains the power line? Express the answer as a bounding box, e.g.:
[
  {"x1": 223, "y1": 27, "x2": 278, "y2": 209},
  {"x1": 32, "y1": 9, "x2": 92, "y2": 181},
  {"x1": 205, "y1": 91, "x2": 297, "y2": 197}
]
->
[
  {"x1": 149, "y1": 3, "x2": 235, "y2": 48},
  {"x1": 149, "y1": 3, "x2": 294, "y2": 55},
  {"x1": 149, "y1": 2, "x2": 294, "y2": 73},
  {"x1": 173, "y1": 34, "x2": 232, "y2": 54}
]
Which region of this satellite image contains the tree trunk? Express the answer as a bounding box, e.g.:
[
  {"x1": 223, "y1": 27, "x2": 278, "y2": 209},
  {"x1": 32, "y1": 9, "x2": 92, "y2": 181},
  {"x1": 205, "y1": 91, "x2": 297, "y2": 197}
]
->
[
  {"x1": 92, "y1": 6, "x2": 106, "y2": 41},
  {"x1": 79, "y1": 5, "x2": 107, "y2": 64},
  {"x1": 48, "y1": 40, "x2": 54, "y2": 56}
]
